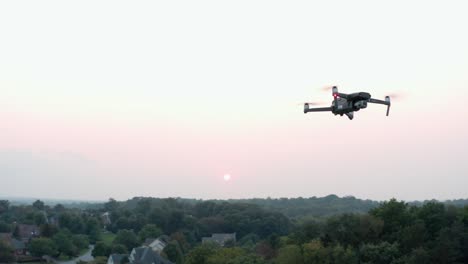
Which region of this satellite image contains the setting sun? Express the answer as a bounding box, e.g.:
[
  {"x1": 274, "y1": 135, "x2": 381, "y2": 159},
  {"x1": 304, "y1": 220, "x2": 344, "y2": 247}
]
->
[{"x1": 223, "y1": 174, "x2": 231, "y2": 181}]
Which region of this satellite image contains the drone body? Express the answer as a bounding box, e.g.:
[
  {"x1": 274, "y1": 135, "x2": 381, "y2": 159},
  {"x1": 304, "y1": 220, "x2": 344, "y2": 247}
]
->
[{"x1": 304, "y1": 86, "x2": 391, "y2": 120}]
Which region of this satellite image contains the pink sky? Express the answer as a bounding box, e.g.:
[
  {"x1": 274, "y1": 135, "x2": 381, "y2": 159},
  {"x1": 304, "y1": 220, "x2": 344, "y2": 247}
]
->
[{"x1": 1, "y1": 1, "x2": 467, "y2": 201}]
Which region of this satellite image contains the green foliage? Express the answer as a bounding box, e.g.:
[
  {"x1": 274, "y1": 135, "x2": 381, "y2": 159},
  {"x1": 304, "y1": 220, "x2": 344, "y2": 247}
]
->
[
  {"x1": 0, "y1": 221, "x2": 11, "y2": 232},
  {"x1": 185, "y1": 244, "x2": 218, "y2": 264},
  {"x1": 100, "y1": 232, "x2": 116, "y2": 246},
  {"x1": 0, "y1": 240, "x2": 15, "y2": 263},
  {"x1": 276, "y1": 245, "x2": 303, "y2": 264},
  {"x1": 72, "y1": 234, "x2": 89, "y2": 250},
  {"x1": 53, "y1": 230, "x2": 78, "y2": 257},
  {"x1": 3, "y1": 196, "x2": 468, "y2": 263},
  {"x1": 114, "y1": 229, "x2": 139, "y2": 251},
  {"x1": 163, "y1": 241, "x2": 184, "y2": 264},
  {"x1": 58, "y1": 212, "x2": 86, "y2": 234},
  {"x1": 0, "y1": 200, "x2": 9, "y2": 214},
  {"x1": 110, "y1": 243, "x2": 128, "y2": 254},
  {"x1": 85, "y1": 217, "x2": 102, "y2": 243},
  {"x1": 330, "y1": 244, "x2": 357, "y2": 264},
  {"x1": 92, "y1": 241, "x2": 110, "y2": 257},
  {"x1": 29, "y1": 237, "x2": 58, "y2": 257},
  {"x1": 41, "y1": 223, "x2": 59, "y2": 238},
  {"x1": 32, "y1": 200, "x2": 45, "y2": 210},
  {"x1": 402, "y1": 247, "x2": 430, "y2": 264},
  {"x1": 370, "y1": 198, "x2": 410, "y2": 242},
  {"x1": 302, "y1": 240, "x2": 330, "y2": 264},
  {"x1": 359, "y1": 242, "x2": 400, "y2": 264},
  {"x1": 138, "y1": 224, "x2": 162, "y2": 242},
  {"x1": 206, "y1": 247, "x2": 245, "y2": 264}
]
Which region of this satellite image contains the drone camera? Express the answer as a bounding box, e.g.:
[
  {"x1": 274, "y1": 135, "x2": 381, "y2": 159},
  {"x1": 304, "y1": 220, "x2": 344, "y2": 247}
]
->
[{"x1": 355, "y1": 101, "x2": 367, "y2": 109}]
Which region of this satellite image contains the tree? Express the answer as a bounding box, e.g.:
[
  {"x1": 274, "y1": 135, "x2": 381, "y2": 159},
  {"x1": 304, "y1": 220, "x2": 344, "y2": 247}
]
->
[
  {"x1": 399, "y1": 220, "x2": 428, "y2": 253},
  {"x1": 54, "y1": 204, "x2": 65, "y2": 212},
  {"x1": 206, "y1": 247, "x2": 245, "y2": 264},
  {"x1": 417, "y1": 202, "x2": 448, "y2": 239},
  {"x1": 138, "y1": 224, "x2": 162, "y2": 242},
  {"x1": 185, "y1": 244, "x2": 218, "y2": 264},
  {"x1": 111, "y1": 244, "x2": 128, "y2": 254},
  {"x1": 163, "y1": 241, "x2": 184, "y2": 264},
  {"x1": 370, "y1": 199, "x2": 410, "y2": 241},
  {"x1": 403, "y1": 247, "x2": 430, "y2": 264},
  {"x1": 40, "y1": 223, "x2": 59, "y2": 238},
  {"x1": 29, "y1": 238, "x2": 58, "y2": 257},
  {"x1": 330, "y1": 245, "x2": 357, "y2": 264},
  {"x1": 292, "y1": 220, "x2": 321, "y2": 244},
  {"x1": 302, "y1": 240, "x2": 330, "y2": 264},
  {"x1": 0, "y1": 200, "x2": 9, "y2": 214},
  {"x1": 431, "y1": 226, "x2": 463, "y2": 263},
  {"x1": 92, "y1": 242, "x2": 110, "y2": 257},
  {"x1": 104, "y1": 198, "x2": 119, "y2": 212},
  {"x1": 276, "y1": 245, "x2": 303, "y2": 264},
  {"x1": 0, "y1": 221, "x2": 11, "y2": 233},
  {"x1": 85, "y1": 218, "x2": 102, "y2": 243},
  {"x1": 53, "y1": 230, "x2": 78, "y2": 257},
  {"x1": 34, "y1": 212, "x2": 47, "y2": 225},
  {"x1": 114, "y1": 230, "x2": 139, "y2": 251},
  {"x1": 58, "y1": 213, "x2": 85, "y2": 234},
  {"x1": 72, "y1": 234, "x2": 89, "y2": 250},
  {"x1": 0, "y1": 241, "x2": 14, "y2": 263},
  {"x1": 33, "y1": 200, "x2": 45, "y2": 210},
  {"x1": 359, "y1": 242, "x2": 400, "y2": 264}
]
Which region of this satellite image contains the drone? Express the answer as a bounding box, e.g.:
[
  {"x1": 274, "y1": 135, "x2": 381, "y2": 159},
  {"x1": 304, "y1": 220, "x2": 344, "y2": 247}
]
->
[{"x1": 303, "y1": 86, "x2": 391, "y2": 120}]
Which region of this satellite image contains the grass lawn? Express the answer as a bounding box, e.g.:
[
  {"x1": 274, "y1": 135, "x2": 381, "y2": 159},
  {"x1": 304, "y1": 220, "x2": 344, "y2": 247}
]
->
[
  {"x1": 101, "y1": 232, "x2": 116, "y2": 246},
  {"x1": 57, "y1": 254, "x2": 73, "y2": 261}
]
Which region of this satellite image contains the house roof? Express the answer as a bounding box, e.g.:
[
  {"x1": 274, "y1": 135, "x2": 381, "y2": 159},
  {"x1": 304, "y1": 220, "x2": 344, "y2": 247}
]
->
[
  {"x1": 12, "y1": 238, "x2": 25, "y2": 250},
  {"x1": 130, "y1": 246, "x2": 173, "y2": 264},
  {"x1": 16, "y1": 224, "x2": 40, "y2": 240},
  {"x1": 202, "y1": 233, "x2": 236, "y2": 246}
]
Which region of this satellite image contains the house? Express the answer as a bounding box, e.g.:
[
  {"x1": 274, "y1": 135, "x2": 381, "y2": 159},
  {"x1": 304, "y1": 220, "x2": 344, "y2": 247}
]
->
[
  {"x1": 15, "y1": 224, "x2": 40, "y2": 243},
  {"x1": 107, "y1": 253, "x2": 128, "y2": 264},
  {"x1": 129, "y1": 247, "x2": 173, "y2": 264},
  {"x1": 0, "y1": 233, "x2": 27, "y2": 256},
  {"x1": 143, "y1": 237, "x2": 167, "y2": 254},
  {"x1": 101, "y1": 212, "x2": 112, "y2": 227},
  {"x1": 202, "y1": 233, "x2": 236, "y2": 247}
]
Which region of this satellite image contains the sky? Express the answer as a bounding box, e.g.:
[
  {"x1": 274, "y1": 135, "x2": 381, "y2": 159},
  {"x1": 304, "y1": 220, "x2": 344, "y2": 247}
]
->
[{"x1": 1, "y1": 1, "x2": 467, "y2": 201}]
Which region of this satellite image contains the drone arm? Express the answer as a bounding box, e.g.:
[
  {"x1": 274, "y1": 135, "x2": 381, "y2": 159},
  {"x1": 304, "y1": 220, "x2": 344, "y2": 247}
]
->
[
  {"x1": 304, "y1": 106, "x2": 333, "y2": 114},
  {"x1": 368, "y1": 97, "x2": 391, "y2": 116},
  {"x1": 368, "y1": 98, "x2": 388, "y2": 105}
]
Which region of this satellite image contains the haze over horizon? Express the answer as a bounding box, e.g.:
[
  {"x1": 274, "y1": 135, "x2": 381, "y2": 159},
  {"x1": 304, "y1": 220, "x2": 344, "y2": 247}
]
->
[{"x1": 1, "y1": 1, "x2": 467, "y2": 202}]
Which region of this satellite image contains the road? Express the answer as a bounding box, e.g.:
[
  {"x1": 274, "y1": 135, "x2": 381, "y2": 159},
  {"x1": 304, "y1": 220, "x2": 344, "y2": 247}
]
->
[{"x1": 54, "y1": 245, "x2": 94, "y2": 264}]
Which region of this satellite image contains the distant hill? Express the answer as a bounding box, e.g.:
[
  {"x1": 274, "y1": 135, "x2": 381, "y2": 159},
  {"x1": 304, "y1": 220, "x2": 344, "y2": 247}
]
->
[
  {"x1": 226, "y1": 195, "x2": 380, "y2": 219},
  {"x1": 108, "y1": 195, "x2": 468, "y2": 220},
  {"x1": 3, "y1": 195, "x2": 468, "y2": 219}
]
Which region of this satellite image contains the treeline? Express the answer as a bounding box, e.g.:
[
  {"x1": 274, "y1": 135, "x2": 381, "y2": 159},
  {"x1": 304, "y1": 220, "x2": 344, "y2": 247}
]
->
[
  {"x1": 100, "y1": 197, "x2": 468, "y2": 264},
  {"x1": 2, "y1": 197, "x2": 468, "y2": 263},
  {"x1": 105, "y1": 197, "x2": 291, "y2": 244},
  {"x1": 227, "y1": 195, "x2": 380, "y2": 218}
]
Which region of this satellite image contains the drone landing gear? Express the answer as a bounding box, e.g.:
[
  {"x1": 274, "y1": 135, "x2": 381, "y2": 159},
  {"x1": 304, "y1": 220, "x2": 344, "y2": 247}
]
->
[{"x1": 345, "y1": 112, "x2": 354, "y2": 120}]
